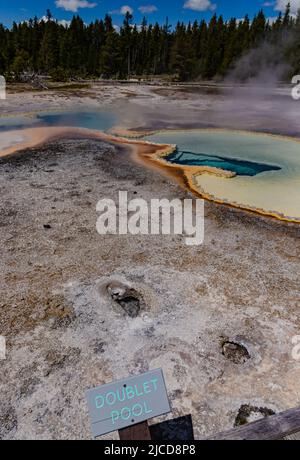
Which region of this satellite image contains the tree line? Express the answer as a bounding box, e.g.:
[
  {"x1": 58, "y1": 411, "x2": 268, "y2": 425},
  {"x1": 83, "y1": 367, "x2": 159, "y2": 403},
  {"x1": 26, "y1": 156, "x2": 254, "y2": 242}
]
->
[{"x1": 0, "y1": 3, "x2": 299, "y2": 82}]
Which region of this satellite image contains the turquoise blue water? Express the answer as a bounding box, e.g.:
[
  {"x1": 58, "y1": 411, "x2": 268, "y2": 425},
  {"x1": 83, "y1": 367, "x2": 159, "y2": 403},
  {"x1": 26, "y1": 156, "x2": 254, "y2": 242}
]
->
[
  {"x1": 0, "y1": 116, "x2": 38, "y2": 132},
  {"x1": 165, "y1": 149, "x2": 281, "y2": 176},
  {"x1": 143, "y1": 130, "x2": 300, "y2": 219},
  {"x1": 0, "y1": 111, "x2": 117, "y2": 132},
  {"x1": 37, "y1": 111, "x2": 116, "y2": 131},
  {"x1": 143, "y1": 131, "x2": 284, "y2": 177}
]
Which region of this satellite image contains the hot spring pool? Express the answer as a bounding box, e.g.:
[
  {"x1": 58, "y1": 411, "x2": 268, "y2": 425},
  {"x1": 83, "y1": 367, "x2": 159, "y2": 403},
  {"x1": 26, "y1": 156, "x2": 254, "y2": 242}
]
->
[
  {"x1": 1, "y1": 111, "x2": 299, "y2": 222},
  {"x1": 143, "y1": 130, "x2": 300, "y2": 222},
  {"x1": 0, "y1": 110, "x2": 116, "y2": 132}
]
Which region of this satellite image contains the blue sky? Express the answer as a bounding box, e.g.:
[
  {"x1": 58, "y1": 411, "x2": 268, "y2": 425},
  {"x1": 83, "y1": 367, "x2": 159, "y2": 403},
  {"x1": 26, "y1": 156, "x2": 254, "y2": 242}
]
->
[{"x1": 0, "y1": 1, "x2": 296, "y2": 27}]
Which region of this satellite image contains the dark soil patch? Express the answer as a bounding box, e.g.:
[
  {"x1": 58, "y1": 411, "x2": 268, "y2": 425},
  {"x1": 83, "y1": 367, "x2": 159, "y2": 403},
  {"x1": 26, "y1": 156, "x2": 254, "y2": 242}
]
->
[{"x1": 235, "y1": 404, "x2": 275, "y2": 426}]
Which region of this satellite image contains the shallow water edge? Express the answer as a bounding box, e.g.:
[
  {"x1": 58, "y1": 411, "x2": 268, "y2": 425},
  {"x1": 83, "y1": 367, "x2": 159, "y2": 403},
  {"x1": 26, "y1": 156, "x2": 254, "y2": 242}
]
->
[{"x1": 1, "y1": 125, "x2": 300, "y2": 225}]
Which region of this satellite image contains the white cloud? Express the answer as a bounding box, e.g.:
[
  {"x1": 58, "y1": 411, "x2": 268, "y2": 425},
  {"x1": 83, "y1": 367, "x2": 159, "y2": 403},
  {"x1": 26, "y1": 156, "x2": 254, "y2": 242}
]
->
[
  {"x1": 266, "y1": 16, "x2": 279, "y2": 24},
  {"x1": 38, "y1": 16, "x2": 71, "y2": 27},
  {"x1": 58, "y1": 19, "x2": 72, "y2": 27},
  {"x1": 183, "y1": 0, "x2": 216, "y2": 12},
  {"x1": 55, "y1": 0, "x2": 97, "y2": 13},
  {"x1": 274, "y1": 0, "x2": 300, "y2": 15},
  {"x1": 138, "y1": 5, "x2": 158, "y2": 14},
  {"x1": 120, "y1": 5, "x2": 134, "y2": 15},
  {"x1": 110, "y1": 5, "x2": 134, "y2": 15}
]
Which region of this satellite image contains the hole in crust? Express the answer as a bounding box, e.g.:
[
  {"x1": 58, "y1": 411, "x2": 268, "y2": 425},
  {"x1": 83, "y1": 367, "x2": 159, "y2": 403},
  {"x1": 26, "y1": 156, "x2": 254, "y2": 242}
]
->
[
  {"x1": 107, "y1": 283, "x2": 143, "y2": 318},
  {"x1": 222, "y1": 341, "x2": 250, "y2": 364}
]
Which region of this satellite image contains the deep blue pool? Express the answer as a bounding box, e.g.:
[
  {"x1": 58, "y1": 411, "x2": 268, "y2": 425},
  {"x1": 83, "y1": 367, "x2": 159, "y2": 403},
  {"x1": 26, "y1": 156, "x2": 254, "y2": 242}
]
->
[{"x1": 165, "y1": 149, "x2": 281, "y2": 176}]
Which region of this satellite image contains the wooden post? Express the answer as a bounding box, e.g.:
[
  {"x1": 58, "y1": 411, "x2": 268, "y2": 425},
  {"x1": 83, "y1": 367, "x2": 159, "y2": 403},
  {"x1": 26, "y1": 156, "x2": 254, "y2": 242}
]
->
[
  {"x1": 119, "y1": 421, "x2": 151, "y2": 440},
  {"x1": 208, "y1": 406, "x2": 300, "y2": 440}
]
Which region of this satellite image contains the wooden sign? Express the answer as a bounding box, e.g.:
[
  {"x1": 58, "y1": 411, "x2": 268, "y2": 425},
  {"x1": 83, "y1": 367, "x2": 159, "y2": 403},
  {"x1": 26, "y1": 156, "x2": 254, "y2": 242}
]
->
[{"x1": 86, "y1": 368, "x2": 171, "y2": 438}]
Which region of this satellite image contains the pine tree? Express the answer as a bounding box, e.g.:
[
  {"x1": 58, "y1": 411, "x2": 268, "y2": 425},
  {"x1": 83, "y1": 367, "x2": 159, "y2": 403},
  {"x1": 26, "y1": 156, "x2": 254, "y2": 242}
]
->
[{"x1": 0, "y1": 6, "x2": 300, "y2": 82}]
